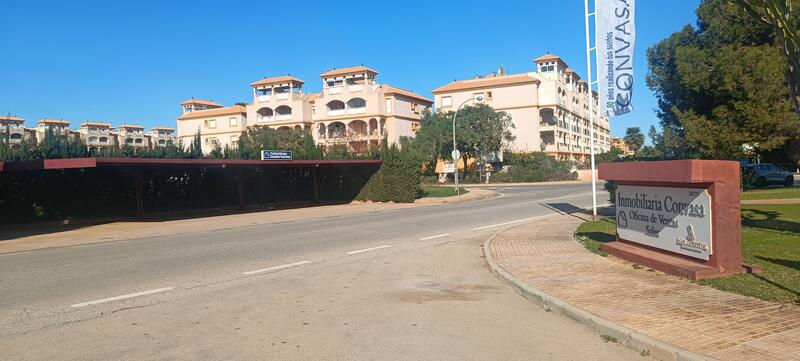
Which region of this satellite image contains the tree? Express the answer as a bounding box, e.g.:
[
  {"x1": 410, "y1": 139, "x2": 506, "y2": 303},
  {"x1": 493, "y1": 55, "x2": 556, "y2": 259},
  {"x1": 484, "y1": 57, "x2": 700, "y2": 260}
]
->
[
  {"x1": 647, "y1": 0, "x2": 800, "y2": 162},
  {"x1": 623, "y1": 127, "x2": 645, "y2": 155},
  {"x1": 188, "y1": 129, "x2": 203, "y2": 159},
  {"x1": 411, "y1": 104, "x2": 515, "y2": 175}
]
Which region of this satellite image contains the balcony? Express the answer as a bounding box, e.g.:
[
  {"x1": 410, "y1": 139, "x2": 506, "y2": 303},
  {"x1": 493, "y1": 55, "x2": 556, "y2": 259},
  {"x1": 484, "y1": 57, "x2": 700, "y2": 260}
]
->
[
  {"x1": 347, "y1": 107, "x2": 366, "y2": 114},
  {"x1": 326, "y1": 109, "x2": 346, "y2": 117},
  {"x1": 275, "y1": 114, "x2": 292, "y2": 121},
  {"x1": 327, "y1": 87, "x2": 343, "y2": 95},
  {"x1": 348, "y1": 84, "x2": 363, "y2": 92},
  {"x1": 257, "y1": 115, "x2": 274, "y2": 122},
  {"x1": 276, "y1": 93, "x2": 289, "y2": 100},
  {"x1": 257, "y1": 95, "x2": 271, "y2": 103},
  {"x1": 539, "y1": 122, "x2": 557, "y2": 132}
]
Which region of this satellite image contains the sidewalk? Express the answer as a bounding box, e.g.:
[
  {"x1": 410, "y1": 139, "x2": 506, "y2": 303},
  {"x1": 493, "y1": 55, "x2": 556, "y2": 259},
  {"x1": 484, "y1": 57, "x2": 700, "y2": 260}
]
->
[{"x1": 485, "y1": 214, "x2": 800, "y2": 361}]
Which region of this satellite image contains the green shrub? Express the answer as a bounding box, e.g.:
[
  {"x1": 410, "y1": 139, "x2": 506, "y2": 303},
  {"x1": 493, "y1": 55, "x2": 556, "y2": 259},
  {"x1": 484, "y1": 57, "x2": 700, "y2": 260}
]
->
[
  {"x1": 505, "y1": 152, "x2": 577, "y2": 182},
  {"x1": 356, "y1": 141, "x2": 422, "y2": 203}
]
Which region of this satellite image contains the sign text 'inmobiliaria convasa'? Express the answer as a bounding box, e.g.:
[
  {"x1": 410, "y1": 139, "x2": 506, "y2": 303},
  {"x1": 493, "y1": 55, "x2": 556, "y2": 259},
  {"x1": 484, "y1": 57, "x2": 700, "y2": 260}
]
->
[
  {"x1": 615, "y1": 185, "x2": 713, "y2": 260},
  {"x1": 596, "y1": 0, "x2": 635, "y2": 116}
]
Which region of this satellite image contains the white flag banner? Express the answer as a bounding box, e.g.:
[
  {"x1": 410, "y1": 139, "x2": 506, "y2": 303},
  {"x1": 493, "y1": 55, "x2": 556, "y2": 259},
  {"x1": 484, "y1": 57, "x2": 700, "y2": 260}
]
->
[{"x1": 596, "y1": 0, "x2": 635, "y2": 116}]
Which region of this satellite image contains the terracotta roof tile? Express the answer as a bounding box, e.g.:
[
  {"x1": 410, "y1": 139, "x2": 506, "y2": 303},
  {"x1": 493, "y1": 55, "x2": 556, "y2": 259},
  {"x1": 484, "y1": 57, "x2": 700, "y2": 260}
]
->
[
  {"x1": 80, "y1": 122, "x2": 112, "y2": 128},
  {"x1": 321, "y1": 66, "x2": 378, "y2": 78},
  {"x1": 178, "y1": 105, "x2": 246, "y2": 120},
  {"x1": 0, "y1": 115, "x2": 24, "y2": 122},
  {"x1": 250, "y1": 76, "x2": 305, "y2": 87},
  {"x1": 382, "y1": 85, "x2": 433, "y2": 104},
  {"x1": 534, "y1": 53, "x2": 563, "y2": 62},
  {"x1": 179, "y1": 99, "x2": 223, "y2": 107},
  {"x1": 431, "y1": 74, "x2": 540, "y2": 94},
  {"x1": 37, "y1": 119, "x2": 70, "y2": 125}
]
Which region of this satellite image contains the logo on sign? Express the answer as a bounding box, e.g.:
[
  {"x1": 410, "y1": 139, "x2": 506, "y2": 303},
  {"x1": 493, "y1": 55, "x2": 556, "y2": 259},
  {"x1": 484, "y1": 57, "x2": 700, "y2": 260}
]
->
[
  {"x1": 261, "y1": 150, "x2": 293, "y2": 161},
  {"x1": 617, "y1": 210, "x2": 628, "y2": 229}
]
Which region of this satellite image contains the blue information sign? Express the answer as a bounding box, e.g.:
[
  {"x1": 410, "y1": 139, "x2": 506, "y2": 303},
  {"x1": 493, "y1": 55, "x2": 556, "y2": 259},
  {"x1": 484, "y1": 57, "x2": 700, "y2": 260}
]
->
[{"x1": 261, "y1": 150, "x2": 293, "y2": 161}]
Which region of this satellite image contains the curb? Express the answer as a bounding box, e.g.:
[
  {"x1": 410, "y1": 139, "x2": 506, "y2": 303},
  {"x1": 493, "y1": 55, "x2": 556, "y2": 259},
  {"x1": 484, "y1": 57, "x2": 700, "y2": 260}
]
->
[
  {"x1": 415, "y1": 188, "x2": 498, "y2": 204},
  {"x1": 482, "y1": 232, "x2": 718, "y2": 361}
]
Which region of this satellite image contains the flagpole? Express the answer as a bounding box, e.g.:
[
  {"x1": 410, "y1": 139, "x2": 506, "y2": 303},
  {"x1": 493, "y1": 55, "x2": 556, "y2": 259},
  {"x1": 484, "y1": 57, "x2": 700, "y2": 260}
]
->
[{"x1": 585, "y1": 0, "x2": 598, "y2": 221}]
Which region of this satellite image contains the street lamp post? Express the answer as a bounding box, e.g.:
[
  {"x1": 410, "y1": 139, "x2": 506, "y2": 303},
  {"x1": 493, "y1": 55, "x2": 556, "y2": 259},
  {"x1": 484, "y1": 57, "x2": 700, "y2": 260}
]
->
[{"x1": 452, "y1": 95, "x2": 484, "y2": 196}]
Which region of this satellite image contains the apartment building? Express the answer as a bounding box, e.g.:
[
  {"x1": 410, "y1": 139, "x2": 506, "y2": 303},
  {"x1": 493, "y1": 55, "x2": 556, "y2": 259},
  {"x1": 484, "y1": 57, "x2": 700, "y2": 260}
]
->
[
  {"x1": 79, "y1": 122, "x2": 116, "y2": 149},
  {"x1": 431, "y1": 54, "x2": 611, "y2": 162},
  {"x1": 178, "y1": 66, "x2": 432, "y2": 154},
  {"x1": 611, "y1": 137, "x2": 635, "y2": 156},
  {"x1": 0, "y1": 115, "x2": 34, "y2": 146},
  {"x1": 149, "y1": 127, "x2": 177, "y2": 146},
  {"x1": 35, "y1": 119, "x2": 73, "y2": 141},
  {"x1": 4, "y1": 117, "x2": 176, "y2": 151},
  {"x1": 117, "y1": 124, "x2": 150, "y2": 148},
  {"x1": 176, "y1": 103, "x2": 247, "y2": 154}
]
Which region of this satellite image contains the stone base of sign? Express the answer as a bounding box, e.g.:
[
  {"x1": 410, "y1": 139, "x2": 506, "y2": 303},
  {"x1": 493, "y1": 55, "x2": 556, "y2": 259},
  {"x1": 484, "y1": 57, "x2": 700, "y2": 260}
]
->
[
  {"x1": 598, "y1": 160, "x2": 744, "y2": 280},
  {"x1": 601, "y1": 240, "x2": 736, "y2": 280}
]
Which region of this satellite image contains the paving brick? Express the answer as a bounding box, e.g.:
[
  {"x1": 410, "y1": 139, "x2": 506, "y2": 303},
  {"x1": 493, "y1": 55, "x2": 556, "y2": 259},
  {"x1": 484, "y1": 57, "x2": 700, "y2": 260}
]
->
[{"x1": 490, "y1": 214, "x2": 800, "y2": 361}]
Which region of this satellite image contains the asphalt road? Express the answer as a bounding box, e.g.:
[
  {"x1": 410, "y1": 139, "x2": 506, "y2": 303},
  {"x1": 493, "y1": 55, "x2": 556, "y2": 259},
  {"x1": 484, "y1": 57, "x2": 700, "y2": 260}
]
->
[{"x1": 0, "y1": 183, "x2": 641, "y2": 360}]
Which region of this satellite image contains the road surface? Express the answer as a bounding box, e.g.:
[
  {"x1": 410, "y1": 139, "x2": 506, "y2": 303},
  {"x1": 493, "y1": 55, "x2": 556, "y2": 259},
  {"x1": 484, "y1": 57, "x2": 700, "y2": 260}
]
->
[{"x1": 0, "y1": 183, "x2": 641, "y2": 360}]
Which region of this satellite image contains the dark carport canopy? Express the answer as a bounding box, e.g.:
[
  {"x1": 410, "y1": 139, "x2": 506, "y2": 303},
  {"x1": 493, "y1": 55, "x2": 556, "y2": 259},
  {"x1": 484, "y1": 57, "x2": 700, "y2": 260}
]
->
[{"x1": 0, "y1": 158, "x2": 383, "y2": 218}]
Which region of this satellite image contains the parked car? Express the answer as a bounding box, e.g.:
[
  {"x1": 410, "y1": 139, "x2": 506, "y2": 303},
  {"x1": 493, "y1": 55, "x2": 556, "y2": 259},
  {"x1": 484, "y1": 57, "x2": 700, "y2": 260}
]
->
[{"x1": 742, "y1": 163, "x2": 795, "y2": 187}]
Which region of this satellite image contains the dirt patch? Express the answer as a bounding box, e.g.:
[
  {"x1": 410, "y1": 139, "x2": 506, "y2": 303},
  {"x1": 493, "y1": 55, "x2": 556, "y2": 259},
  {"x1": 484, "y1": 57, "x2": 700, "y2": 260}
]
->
[{"x1": 391, "y1": 281, "x2": 500, "y2": 303}]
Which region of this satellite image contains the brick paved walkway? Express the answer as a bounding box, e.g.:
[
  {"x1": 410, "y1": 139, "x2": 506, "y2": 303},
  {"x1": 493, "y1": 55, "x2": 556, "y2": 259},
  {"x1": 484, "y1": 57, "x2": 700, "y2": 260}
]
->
[{"x1": 489, "y1": 214, "x2": 800, "y2": 361}]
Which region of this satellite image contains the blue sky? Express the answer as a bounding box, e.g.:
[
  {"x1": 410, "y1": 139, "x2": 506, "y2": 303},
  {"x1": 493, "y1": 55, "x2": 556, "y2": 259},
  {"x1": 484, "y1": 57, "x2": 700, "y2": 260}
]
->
[{"x1": 0, "y1": 0, "x2": 700, "y2": 137}]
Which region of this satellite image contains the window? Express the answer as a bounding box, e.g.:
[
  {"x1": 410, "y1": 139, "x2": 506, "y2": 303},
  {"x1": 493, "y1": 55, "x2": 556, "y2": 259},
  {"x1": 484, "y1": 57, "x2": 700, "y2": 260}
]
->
[
  {"x1": 208, "y1": 119, "x2": 216, "y2": 129},
  {"x1": 385, "y1": 98, "x2": 392, "y2": 113},
  {"x1": 229, "y1": 117, "x2": 237, "y2": 127},
  {"x1": 231, "y1": 135, "x2": 239, "y2": 146},
  {"x1": 210, "y1": 137, "x2": 219, "y2": 145},
  {"x1": 411, "y1": 122, "x2": 420, "y2": 132},
  {"x1": 486, "y1": 91, "x2": 493, "y2": 100},
  {"x1": 441, "y1": 96, "x2": 452, "y2": 107}
]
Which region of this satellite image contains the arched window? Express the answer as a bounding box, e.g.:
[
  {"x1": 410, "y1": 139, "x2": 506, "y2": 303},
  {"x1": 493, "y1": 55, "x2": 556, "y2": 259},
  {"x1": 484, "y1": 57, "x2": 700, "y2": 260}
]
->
[
  {"x1": 126, "y1": 138, "x2": 134, "y2": 144},
  {"x1": 275, "y1": 106, "x2": 292, "y2": 120},
  {"x1": 9, "y1": 133, "x2": 22, "y2": 140},
  {"x1": 134, "y1": 138, "x2": 143, "y2": 144},
  {"x1": 326, "y1": 100, "x2": 345, "y2": 116},
  {"x1": 257, "y1": 107, "x2": 274, "y2": 122},
  {"x1": 99, "y1": 137, "x2": 108, "y2": 144},
  {"x1": 88, "y1": 136, "x2": 98, "y2": 144},
  {"x1": 347, "y1": 98, "x2": 366, "y2": 110}
]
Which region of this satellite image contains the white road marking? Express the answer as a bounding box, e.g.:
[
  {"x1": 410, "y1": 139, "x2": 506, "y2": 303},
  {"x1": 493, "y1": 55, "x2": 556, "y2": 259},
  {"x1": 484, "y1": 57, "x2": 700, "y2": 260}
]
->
[
  {"x1": 346, "y1": 245, "x2": 391, "y2": 255},
  {"x1": 419, "y1": 233, "x2": 452, "y2": 241},
  {"x1": 243, "y1": 260, "x2": 310, "y2": 275},
  {"x1": 70, "y1": 287, "x2": 174, "y2": 308},
  {"x1": 473, "y1": 214, "x2": 555, "y2": 231}
]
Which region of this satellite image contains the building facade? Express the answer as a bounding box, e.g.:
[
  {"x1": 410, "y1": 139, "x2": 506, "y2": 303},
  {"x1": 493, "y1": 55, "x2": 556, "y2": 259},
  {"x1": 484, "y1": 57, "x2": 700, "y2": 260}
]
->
[
  {"x1": 79, "y1": 122, "x2": 116, "y2": 149},
  {"x1": 1, "y1": 117, "x2": 175, "y2": 151},
  {"x1": 611, "y1": 137, "x2": 635, "y2": 156},
  {"x1": 0, "y1": 115, "x2": 34, "y2": 146},
  {"x1": 176, "y1": 104, "x2": 248, "y2": 154},
  {"x1": 177, "y1": 66, "x2": 432, "y2": 154},
  {"x1": 431, "y1": 54, "x2": 611, "y2": 162}
]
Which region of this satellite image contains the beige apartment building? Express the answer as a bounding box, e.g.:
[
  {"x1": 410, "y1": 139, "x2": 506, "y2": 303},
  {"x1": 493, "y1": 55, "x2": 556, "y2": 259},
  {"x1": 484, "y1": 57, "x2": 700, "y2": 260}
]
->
[
  {"x1": 431, "y1": 54, "x2": 611, "y2": 162},
  {"x1": 176, "y1": 103, "x2": 248, "y2": 154},
  {"x1": 79, "y1": 122, "x2": 116, "y2": 149},
  {"x1": 149, "y1": 127, "x2": 177, "y2": 146},
  {"x1": 177, "y1": 66, "x2": 432, "y2": 154},
  {"x1": 3, "y1": 117, "x2": 176, "y2": 151},
  {"x1": 0, "y1": 115, "x2": 34, "y2": 146},
  {"x1": 35, "y1": 119, "x2": 73, "y2": 141},
  {"x1": 117, "y1": 124, "x2": 150, "y2": 148}
]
